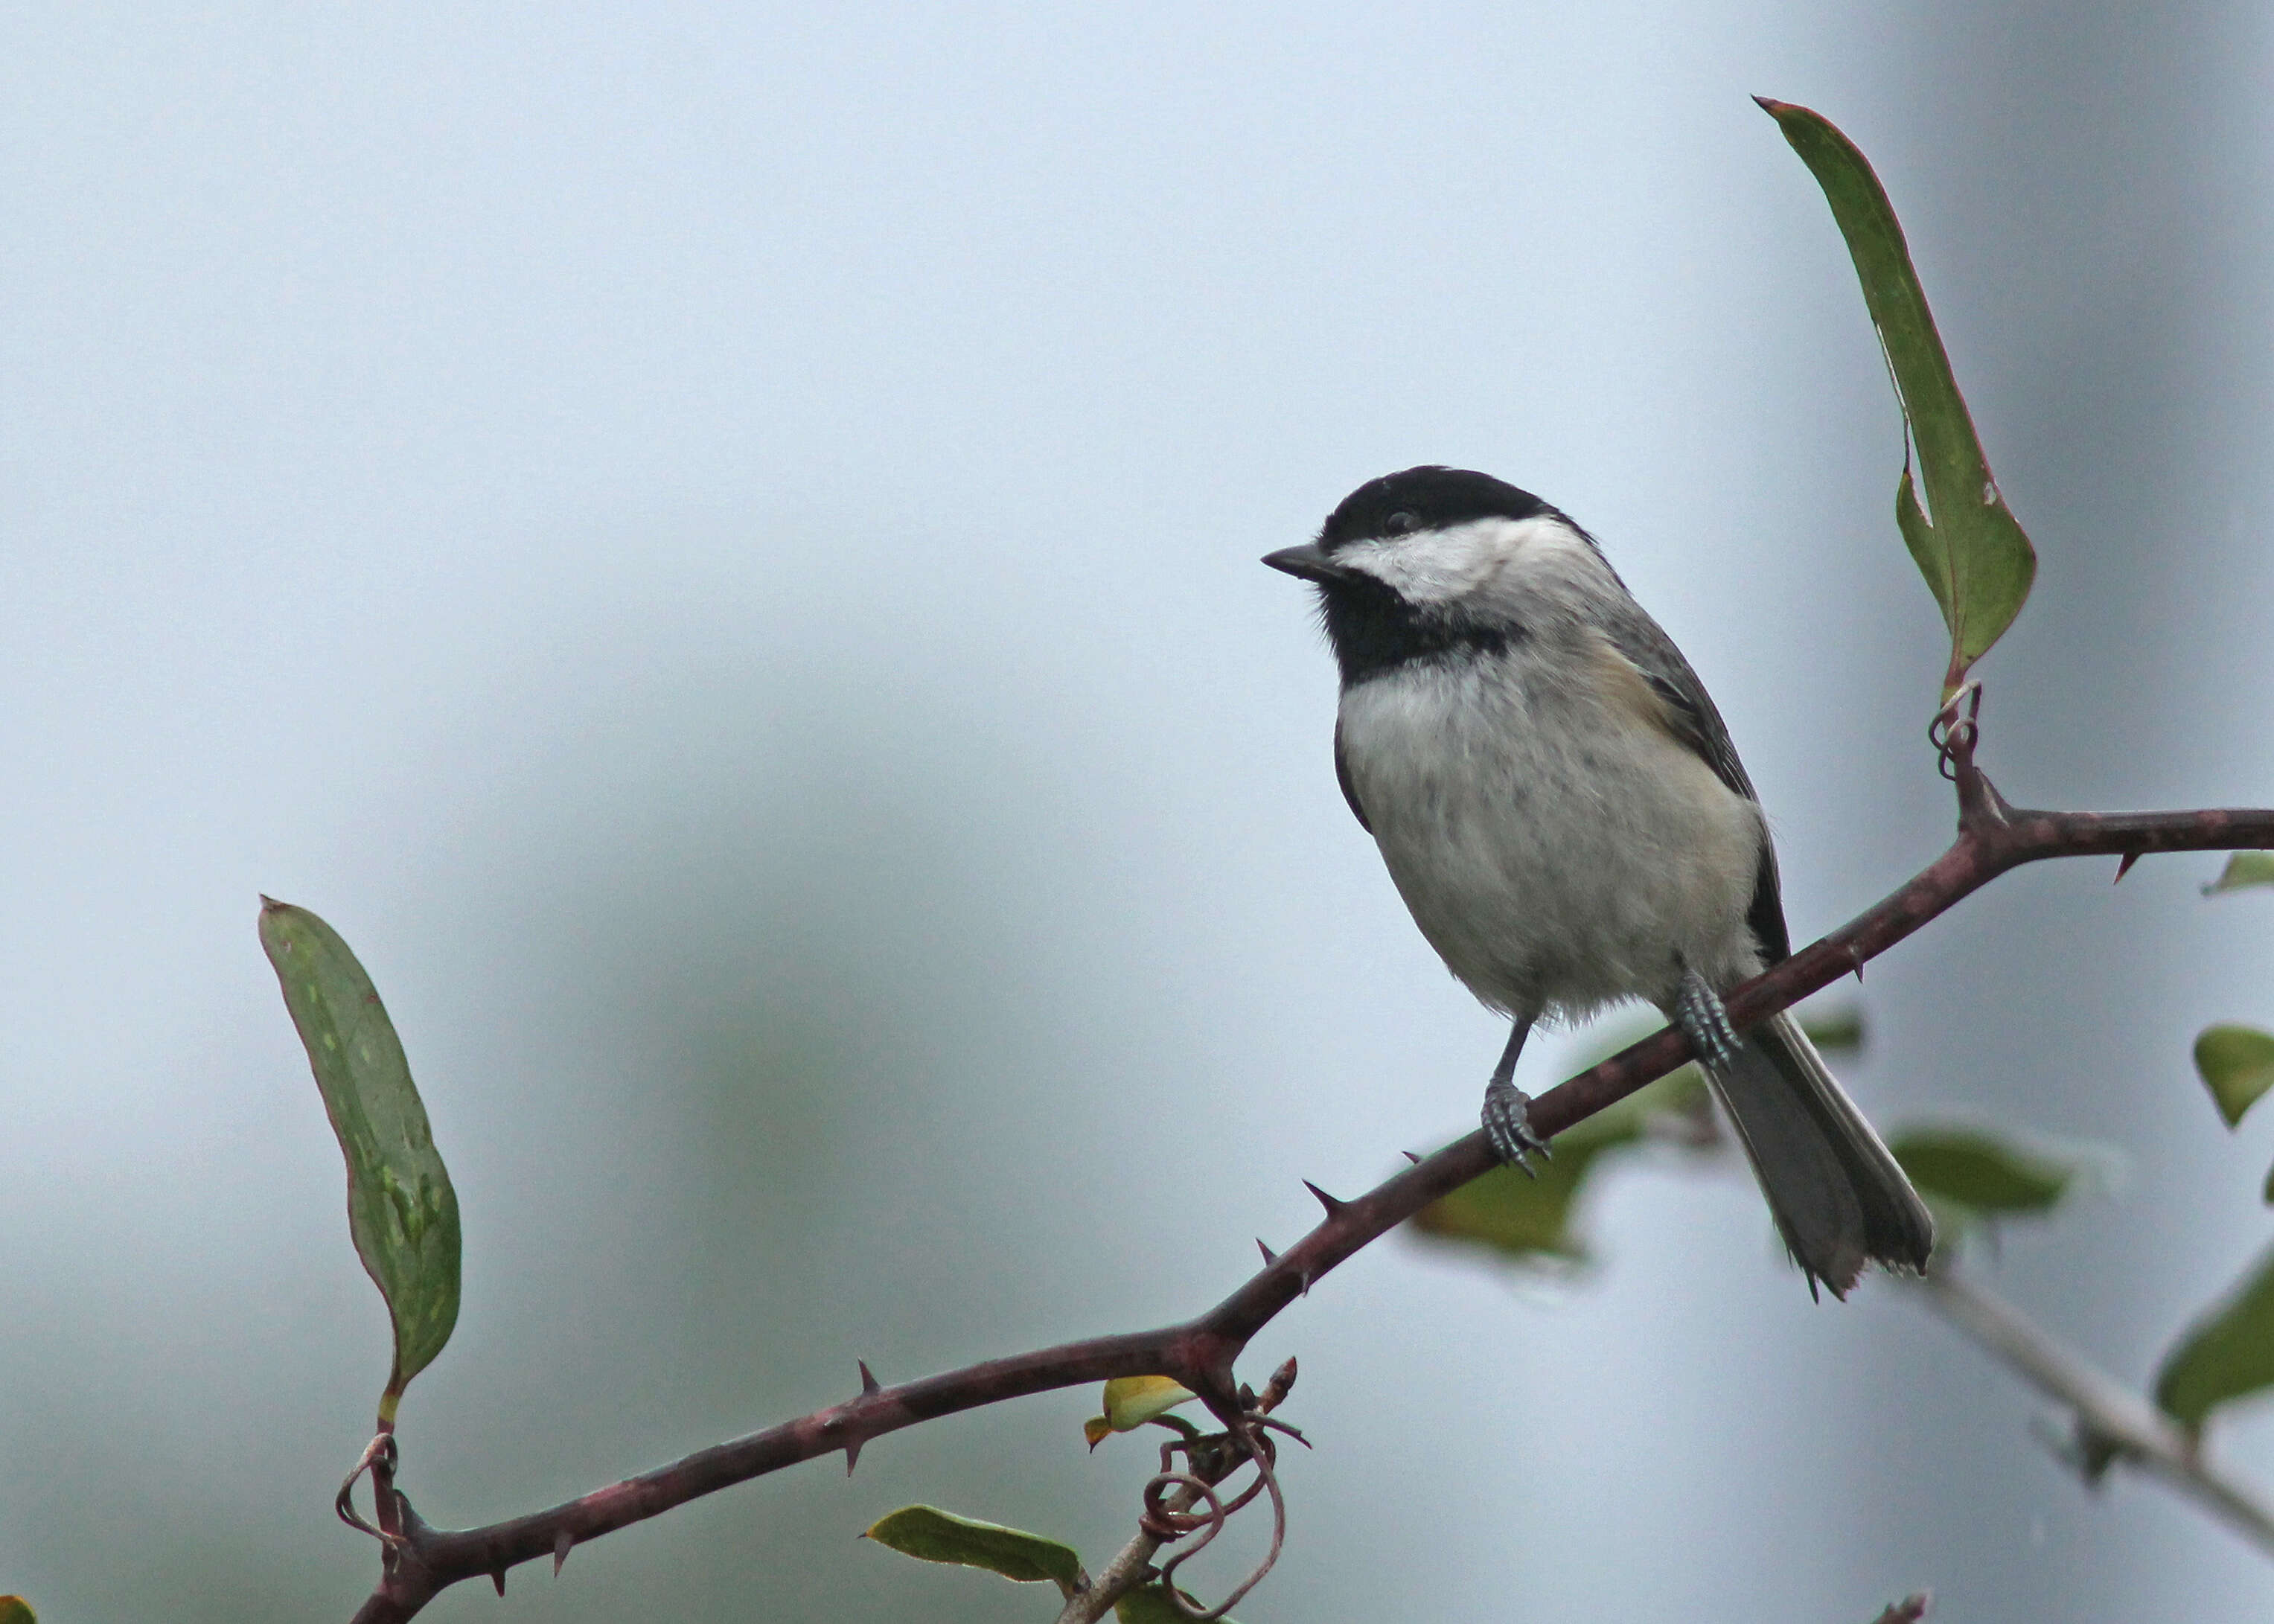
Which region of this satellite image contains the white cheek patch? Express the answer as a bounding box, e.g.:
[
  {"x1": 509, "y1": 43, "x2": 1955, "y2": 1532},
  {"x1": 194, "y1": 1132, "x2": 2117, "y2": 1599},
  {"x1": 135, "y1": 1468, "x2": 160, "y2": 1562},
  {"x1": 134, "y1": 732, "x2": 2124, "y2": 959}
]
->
[{"x1": 1336, "y1": 516, "x2": 1597, "y2": 605}]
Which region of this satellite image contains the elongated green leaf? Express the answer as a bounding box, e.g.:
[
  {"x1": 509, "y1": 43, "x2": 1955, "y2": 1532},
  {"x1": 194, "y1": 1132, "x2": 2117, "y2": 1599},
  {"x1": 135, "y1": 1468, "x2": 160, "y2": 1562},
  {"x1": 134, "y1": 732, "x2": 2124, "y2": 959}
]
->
[
  {"x1": 258, "y1": 899, "x2": 460, "y2": 1425},
  {"x1": 1761, "y1": 97, "x2": 2037, "y2": 702},
  {"x1": 1409, "y1": 1064, "x2": 1712, "y2": 1265},
  {"x1": 2205, "y1": 851, "x2": 2274, "y2": 895},
  {"x1": 1118, "y1": 1583, "x2": 1240, "y2": 1623},
  {"x1": 1889, "y1": 1125, "x2": 2083, "y2": 1247},
  {"x1": 863, "y1": 1506, "x2": 1082, "y2": 1595},
  {"x1": 2156, "y1": 1242, "x2": 2274, "y2": 1431},
  {"x1": 2194, "y1": 1025, "x2": 2274, "y2": 1128}
]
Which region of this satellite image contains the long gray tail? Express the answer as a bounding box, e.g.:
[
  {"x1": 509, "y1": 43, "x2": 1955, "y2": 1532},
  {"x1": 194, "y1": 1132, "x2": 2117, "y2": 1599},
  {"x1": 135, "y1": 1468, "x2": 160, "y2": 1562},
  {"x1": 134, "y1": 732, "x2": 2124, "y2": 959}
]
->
[{"x1": 1704, "y1": 1010, "x2": 1935, "y2": 1297}]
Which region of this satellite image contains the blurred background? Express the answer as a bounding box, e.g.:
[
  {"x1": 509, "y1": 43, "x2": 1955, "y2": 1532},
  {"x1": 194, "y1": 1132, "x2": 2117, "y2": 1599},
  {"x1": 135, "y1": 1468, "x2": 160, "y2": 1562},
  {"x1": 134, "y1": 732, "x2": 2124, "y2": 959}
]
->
[{"x1": 4, "y1": 3, "x2": 2273, "y2": 1619}]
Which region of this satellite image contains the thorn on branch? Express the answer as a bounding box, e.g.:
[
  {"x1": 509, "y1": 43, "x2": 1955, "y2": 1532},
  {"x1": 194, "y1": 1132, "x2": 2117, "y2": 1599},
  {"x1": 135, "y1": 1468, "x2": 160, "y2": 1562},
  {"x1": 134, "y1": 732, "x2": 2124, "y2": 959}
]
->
[
  {"x1": 2115, "y1": 851, "x2": 2141, "y2": 884},
  {"x1": 491, "y1": 1569, "x2": 506, "y2": 1597},
  {"x1": 1255, "y1": 1238, "x2": 1278, "y2": 1267},
  {"x1": 839, "y1": 1360, "x2": 887, "y2": 1473},
  {"x1": 2076, "y1": 1426, "x2": 2126, "y2": 1483},
  {"x1": 2030, "y1": 1410, "x2": 2125, "y2": 1486},
  {"x1": 1300, "y1": 1180, "x2": 1347, "y2": 1218},
  {"x1": 553, "y1": 1530, "x2": 572, "y2": 1576},
  {"x1": 1401, "y1": 1150, "x2": 1422, "y2": 1164}
]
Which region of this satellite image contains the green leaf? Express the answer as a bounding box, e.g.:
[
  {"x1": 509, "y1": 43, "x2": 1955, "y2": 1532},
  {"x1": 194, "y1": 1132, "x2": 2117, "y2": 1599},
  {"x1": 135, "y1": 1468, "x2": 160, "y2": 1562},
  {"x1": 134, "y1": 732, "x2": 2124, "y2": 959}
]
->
[
  {"x1": 1760, "y1": 97, "x2": 2037, "y2": 702},
  {"x1": 2156, "y1": 1242, "x2": 2274, "y2": 1431},
  {"x1": 863, "y1": 1506, "x2": 1083, "y2": 1596},
  {"x1": 1798, "y1": 1004, "x2": 1866, "y2": 1055},
  {"x1": 2204, "y1": 851, "x2": 2274, "y2": 895},
  {"x1": 2194, "y1": 1025, "x2": 2274, "y2": 1129},
  {"x1": 258, "y1": 899, "x2": 461, "y2": 1425},
  {"x1": 1888, "y1": 1125, "x2": 2080, "y2": 1244},
  {"x1": 1408, "y1": 1063, "x2": 1712, "y2": 1265},
  {"x1": 1408, "y1": 1138, "x2": 1617, "y2": 1263},
  {"x1": 1084, "y1": 1374, "x2": 1198, "y2": 1446},
  {"x1": 0, "y1": 1597, "x2": 35, "y2": 1624},
  {"x1": 1118, "y1": 1583, "x2": 1240, "y2": 1623}
]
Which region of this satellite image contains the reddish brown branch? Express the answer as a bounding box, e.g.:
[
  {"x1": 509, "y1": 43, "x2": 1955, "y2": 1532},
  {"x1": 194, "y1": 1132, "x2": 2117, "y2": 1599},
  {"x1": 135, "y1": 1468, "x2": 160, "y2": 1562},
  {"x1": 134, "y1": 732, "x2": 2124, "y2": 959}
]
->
[{"x1": 348, "y1": 751, "x2": 2274, "y2": 1623}]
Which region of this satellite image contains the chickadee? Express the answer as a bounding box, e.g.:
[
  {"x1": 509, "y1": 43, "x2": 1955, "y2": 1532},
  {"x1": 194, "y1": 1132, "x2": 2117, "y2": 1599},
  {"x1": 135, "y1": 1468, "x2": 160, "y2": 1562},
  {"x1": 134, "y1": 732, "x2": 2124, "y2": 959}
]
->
[{"x1": 1265, "y1": 466, "x2": 1932, "y2": 1297}]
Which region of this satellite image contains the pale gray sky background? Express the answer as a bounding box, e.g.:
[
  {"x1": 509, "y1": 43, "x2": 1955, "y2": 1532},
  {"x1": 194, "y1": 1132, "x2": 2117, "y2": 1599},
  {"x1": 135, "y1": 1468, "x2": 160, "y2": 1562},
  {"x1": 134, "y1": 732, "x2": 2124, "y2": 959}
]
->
[{"x1": 4, "y1": 4, "x2": 2274, "y2": 1620}]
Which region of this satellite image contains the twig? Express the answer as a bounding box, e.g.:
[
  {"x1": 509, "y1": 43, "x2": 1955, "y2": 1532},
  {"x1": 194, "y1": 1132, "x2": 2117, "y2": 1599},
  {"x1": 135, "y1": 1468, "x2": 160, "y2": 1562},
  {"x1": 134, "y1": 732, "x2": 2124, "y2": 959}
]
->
[
  {"x1": 1053, "y1": 1430, "x2": 1269, "y2": 1624},
  {"x1": 346, "y1": 723, "x2": 2274, "y2": 1621},
  {"x1": 1909, "y1": 1262, "x2": 2274, "y2": 1554},
  {"x1": 1055, "y1": 1494, "x2": 1186, "y2": 1624}
]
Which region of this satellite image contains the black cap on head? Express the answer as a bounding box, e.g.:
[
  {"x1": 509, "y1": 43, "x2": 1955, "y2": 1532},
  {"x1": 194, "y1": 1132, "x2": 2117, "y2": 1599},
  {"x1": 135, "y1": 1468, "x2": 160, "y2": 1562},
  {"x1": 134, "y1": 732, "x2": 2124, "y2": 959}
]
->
[{"x1": 1318, "y1": 466, "x2": 1557, "y2": 553}]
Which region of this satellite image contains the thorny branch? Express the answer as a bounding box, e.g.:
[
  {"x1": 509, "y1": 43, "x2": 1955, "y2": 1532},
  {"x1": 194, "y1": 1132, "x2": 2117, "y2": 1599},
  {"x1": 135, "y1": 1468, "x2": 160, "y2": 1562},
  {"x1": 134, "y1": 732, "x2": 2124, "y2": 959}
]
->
[{"x1": 347, "y1": 698, "x2": 2274, "y2": 1623}]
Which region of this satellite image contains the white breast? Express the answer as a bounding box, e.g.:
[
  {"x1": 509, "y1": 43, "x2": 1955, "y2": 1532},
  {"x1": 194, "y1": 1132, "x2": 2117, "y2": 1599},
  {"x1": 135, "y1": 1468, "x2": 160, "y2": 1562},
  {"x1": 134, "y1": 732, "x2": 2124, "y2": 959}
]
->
[{"x1": 1337, "y1": 640, "x2": 1767, "y2": 1022}]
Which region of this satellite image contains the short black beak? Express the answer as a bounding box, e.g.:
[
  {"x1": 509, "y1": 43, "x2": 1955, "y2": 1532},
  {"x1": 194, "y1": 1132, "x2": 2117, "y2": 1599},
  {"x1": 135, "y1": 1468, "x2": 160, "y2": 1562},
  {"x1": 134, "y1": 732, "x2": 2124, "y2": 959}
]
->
[{"x1": 1261, "y1": 542, "x2": 1345, "y2": 583}]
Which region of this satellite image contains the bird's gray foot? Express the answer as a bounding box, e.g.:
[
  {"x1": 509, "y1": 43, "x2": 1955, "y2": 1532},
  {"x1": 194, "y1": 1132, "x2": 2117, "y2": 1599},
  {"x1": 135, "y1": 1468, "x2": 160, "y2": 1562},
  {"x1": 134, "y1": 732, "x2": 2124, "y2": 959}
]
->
[
  {"x1": 1481, "y1": 1078, "x2": 1550, "y2": 1174},
  {"x1": 1675, "y1": 969, "x2": 1742, "y2": 1071}
]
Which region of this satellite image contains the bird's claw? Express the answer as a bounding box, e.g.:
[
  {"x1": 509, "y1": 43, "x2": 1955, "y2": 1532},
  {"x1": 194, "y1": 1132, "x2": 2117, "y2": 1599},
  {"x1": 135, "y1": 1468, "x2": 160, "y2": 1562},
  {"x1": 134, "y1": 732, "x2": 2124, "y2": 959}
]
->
[
  {"x1": 1482, "y1": 1078, "x2": 1550, "y2": 1174},
  {"x1": 1676, "y1": 970, "x2": 1742, "y2": 1072}
]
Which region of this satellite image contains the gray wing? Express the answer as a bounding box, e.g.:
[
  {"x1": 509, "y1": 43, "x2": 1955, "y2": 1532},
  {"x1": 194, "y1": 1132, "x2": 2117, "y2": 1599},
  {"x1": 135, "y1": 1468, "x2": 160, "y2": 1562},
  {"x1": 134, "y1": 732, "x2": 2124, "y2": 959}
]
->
[{"x1": 1600, "y1": 603, "x2": 1792, "y2": 965}]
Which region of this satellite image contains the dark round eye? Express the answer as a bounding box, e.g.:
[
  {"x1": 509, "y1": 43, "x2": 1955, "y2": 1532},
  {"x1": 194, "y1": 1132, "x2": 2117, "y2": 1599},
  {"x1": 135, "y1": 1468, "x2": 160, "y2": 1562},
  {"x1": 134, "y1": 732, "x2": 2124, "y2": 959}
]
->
[{"x1": 1383, "y1": 510, "x2": 1422, "y2": 537}]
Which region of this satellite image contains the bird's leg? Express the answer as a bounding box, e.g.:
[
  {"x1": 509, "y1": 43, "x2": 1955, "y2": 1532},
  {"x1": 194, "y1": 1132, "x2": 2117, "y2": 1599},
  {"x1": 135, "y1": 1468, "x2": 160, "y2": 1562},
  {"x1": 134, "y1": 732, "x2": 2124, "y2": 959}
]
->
[
  {"x1": 1481, "y1": 1015, "x2": 1548, "y2": 1172},
  {"x1": 1673, "y1": 966, "x2": 1741, "y2": 1072}
]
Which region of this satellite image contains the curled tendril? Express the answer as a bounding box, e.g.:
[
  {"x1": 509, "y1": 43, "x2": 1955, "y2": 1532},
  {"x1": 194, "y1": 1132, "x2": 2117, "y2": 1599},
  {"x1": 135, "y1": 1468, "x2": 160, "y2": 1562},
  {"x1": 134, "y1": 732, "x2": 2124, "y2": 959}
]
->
[
  {"x1": 335, "y1": 1430, "x2": 404, "y2": 1548},
  {"x1": 1141, "y1": 1469, "x2": 1229, "y2": 1545},
  {"x1": 1108, "y1": 1359, "x2": 1301, "y2": 1622},
  {"x1": 1930, "y1": 681, "x2": 1983, "y2": 782},
  {"x1": 1155, "y1": 1425, "x2": 1286, "y2": 1622}
]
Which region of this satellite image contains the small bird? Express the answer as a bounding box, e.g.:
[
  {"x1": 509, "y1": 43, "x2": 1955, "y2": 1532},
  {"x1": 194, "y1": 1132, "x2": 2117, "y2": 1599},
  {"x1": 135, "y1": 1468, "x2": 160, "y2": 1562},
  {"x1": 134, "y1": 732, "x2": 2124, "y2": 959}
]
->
[{"x1": 1265, "y1": 466, "x2": 1932, "y2": 1297}]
